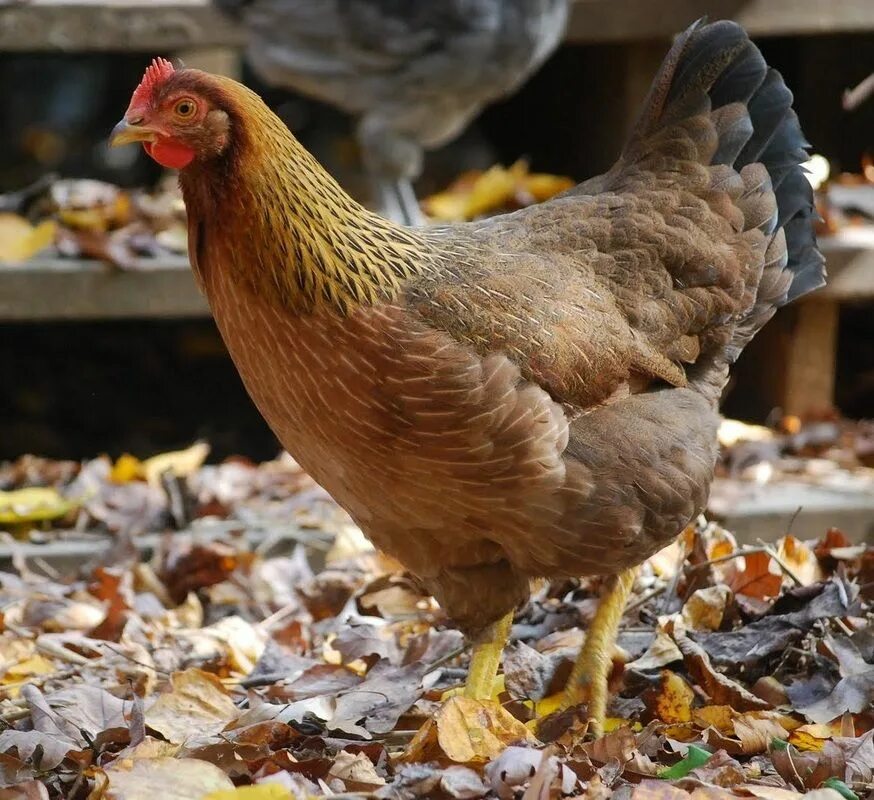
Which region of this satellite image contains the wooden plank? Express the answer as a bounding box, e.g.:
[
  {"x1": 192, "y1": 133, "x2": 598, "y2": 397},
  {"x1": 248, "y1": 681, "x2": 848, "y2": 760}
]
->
[
  {"x1": 4, "y1": 0, "x2": 873, "y2": 52},
  {"x1": 567, "y1": 0, "x2": 874, "y2": 43},
  {"x1": 0, "y1": 258, "x2": 209, "y2": 321},
  {"x1": 782, "y1": 300, "x2": 839, "y2": 417},
  {"x1": 0, "y1": 1, "x2": 243, "y2": 52}
]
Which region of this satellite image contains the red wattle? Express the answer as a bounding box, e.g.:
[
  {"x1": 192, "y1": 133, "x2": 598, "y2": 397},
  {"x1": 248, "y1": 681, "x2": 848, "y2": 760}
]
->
[{"x1": 142, "y1": 139, "x2": 195, "y2": 170}]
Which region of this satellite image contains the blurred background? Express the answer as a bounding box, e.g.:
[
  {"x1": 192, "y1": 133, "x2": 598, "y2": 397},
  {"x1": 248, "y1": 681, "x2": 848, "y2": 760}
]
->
[{"x1": 0, "y1": 0, "x2": 872, "y2": 545}]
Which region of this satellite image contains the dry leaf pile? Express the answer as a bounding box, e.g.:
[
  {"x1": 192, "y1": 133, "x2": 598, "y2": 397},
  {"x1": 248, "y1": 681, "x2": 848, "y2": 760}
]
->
[
  {"x1": 0, "y1": 443, "x2": 344, "y2": 543},
  {"x1": 0, "y1": 446, "x2": 871, "y2": 799},
  {"x1": 0, "y1": 176, "x2": 187, "y2": 268}
]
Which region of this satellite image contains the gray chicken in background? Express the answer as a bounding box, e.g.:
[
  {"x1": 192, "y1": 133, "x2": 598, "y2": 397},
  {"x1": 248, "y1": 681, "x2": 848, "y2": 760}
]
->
[{"x1": 215, "y1": 0, "x2": 570, "y2": 224}]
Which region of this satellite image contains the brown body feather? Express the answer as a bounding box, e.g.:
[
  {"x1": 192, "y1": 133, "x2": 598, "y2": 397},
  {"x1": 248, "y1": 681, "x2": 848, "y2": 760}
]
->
[{"x1": 175, "y1": 21, "x2": 823, "y2": 634}]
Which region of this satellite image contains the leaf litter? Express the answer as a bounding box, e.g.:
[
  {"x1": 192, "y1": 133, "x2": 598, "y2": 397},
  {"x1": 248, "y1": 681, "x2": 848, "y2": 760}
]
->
[{"x1": 0, "y1": 432, "x2": 870, "y2": 798}]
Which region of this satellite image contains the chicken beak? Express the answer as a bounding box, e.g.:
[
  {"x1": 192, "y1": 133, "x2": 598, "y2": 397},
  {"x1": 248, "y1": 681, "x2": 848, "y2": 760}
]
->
[{"x1": 109, "y1": 118, "x2": 156, "y2": 147}]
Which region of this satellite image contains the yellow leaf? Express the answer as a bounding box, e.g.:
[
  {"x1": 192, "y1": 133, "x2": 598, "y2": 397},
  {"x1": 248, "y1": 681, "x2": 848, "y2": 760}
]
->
[
  {"x1": 693, "y1": 705, "x2": 735, "y2": 735},
  {"x1": 144, "y1": 669, "x2": 237, "y2": 745},
  {"x1": 110, "y1": 454, "x2": 143, "y2": 484},
  {"x1": 142, "y1": 442, "x2": 209, "y2": 487},
  {"x1": 652, "y1": 670, "x2": 693, "y2": 724},
  {"x1": 789, "y1": 723, "x2": 834, "y2": 751},
  {"x1": 201, "y1": 787, "x2": 293, "y2": 800},
  {"x1": 0, "y1": 654, "x2": 55, "y2": 698},
  {"x1": 777, "y1": 535, "x2": 822, "y2": 587},
  {"x1": 404, "y1": 696, "x2": 536, "y2": 765},
  {"x1": 681, "y1": 585, "x2": 732, "y2": 631},
  {"x1": 0, "y1": 487, "x2": 77, "y2": 524},
  {"x1": 0, "y1": 214, "x2": 55, "y2": 263},
  {"x1": 103, "y1": 757, "x2": 232, "y2": 799}
]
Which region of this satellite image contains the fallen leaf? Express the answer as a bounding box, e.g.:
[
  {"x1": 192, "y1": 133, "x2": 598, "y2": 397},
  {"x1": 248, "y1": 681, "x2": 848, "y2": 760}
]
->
[
  {"x1": 0, "y1": 781, "x2": 49, "y2": 800},
  {"x1": 777, "y1": 536, "x2": 822, "y2": 587},
  {"x1": 790, "y1": 723, "x2": 836, "y2": 751},
  {"x1": 0, "y1": 655, "x2": 55, "y2": 697},
  {"x1": 658, "y1": 744, "x2": 712, "y2": 779},
  {"x1": 728, "y1": 551, "x2": 782, "y2": 599},
  {"x1": 0, "y1": 214, "x2": 55, "y2": 264},
  {"x1": 439, "y1": 765, "x2": 488, "y2": 799},
  {"x1": 103, "y1": 756, "x2": 233, "y2": 799},
  {"x1": 0, "y1": 488, "x2": 76, "y2": 524},
  {"x1": 682, "y1": 586, "x2": 733, "y2": 631},
  {"x1": 330, "y1": 660, "x2": 424, "y2": 736},
  {"x1": 503, "y1": 640, "x2": 571, "y2": 701},
  {"x1": 23, "y1": 684, "x2": 127, "y2": 746},
  {"x1": 646, "y1": 671, "x2": 693, "y2": 724},
  {"x1": 0, "y1": 730, "x2": 81, "y2": 771},
  {"x1": 667, "y1": 619, "x2": 771, "y2": 711},
  {"x1": 202, "y1": 788, "x2": 293, "y2": 800},
  {"x1": 141, "y1": 442, "x2": 210, "y2": 488},
  {"x1": 327, "y1": 750, "x2": 386, "y2": 791},
  {"x1": 630, "y1": 781, "x2": 691, "y2": 799},
  {"x1": 145, "y1": 669, "x2": 238, "y2": 744},
  {"x1": 404, "y1": 697, "x2": 536, "y2": 765}
]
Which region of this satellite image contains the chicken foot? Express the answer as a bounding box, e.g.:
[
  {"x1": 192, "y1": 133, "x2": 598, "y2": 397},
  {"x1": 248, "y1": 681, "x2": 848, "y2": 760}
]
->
[{"x1": 559, "y1": 566, "x2": 637, "y2": 735}]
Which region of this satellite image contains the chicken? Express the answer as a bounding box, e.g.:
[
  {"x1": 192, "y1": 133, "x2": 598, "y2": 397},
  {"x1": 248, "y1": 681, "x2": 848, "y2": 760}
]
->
[
  {"x1": 111, "y1": 20, "x2": 825, "y2": 735},
  {"x1": 214, "y1": 0, "x2": 570, "y2": 224}
]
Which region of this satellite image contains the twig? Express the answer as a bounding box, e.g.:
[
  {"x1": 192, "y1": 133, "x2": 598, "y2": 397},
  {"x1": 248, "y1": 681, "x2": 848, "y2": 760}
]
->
[
  {"x1": 756, "y1": 539, "x2": 803, "y2": 588},
  {"x1": 423, "y1": 644, "x2": 467, "y2": 673},
  {"x1": 688, "y1": 546, "x2": 769, "y2": 570},
  {"x1": 843, "y1": 72, "x2": 874, "y2": 111},
  {"x1": 624, "y1": 585, "x2": 664, "y2": 616}
]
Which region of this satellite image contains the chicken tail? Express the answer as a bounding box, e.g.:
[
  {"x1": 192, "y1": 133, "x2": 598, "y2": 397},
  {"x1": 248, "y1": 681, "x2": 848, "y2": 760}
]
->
[{"x1": 627, "y1": 19, "x2": 826, "y2": 369}]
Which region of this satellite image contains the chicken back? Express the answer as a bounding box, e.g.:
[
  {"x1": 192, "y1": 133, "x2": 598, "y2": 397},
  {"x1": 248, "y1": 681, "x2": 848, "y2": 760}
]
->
[{"x1": 143, "y1": 21, "x2": 824, "y2": 635}]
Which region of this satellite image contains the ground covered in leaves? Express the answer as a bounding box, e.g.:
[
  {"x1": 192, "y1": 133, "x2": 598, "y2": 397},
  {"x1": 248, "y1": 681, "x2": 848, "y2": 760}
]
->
[{"x1": 0, "y1": 442, "x2": 872, "y2": 799}]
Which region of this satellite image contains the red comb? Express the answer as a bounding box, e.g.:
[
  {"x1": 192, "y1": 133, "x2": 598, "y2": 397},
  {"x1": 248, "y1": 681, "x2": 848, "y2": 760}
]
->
[{"x1": 129, "y1": 57, "x2": 175, "y2": 109}]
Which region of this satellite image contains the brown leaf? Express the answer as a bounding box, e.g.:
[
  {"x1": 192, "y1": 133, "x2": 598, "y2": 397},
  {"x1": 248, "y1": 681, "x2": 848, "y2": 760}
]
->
[
  {"x1": 326, "y1": 750, "x2": 386, "y2": 791},
  {"x1": 103, "y1": 756, "x2": 233, "y2": 799},
  {"x1": 0, "y1": 781, "x2": 49, "y2": 800},
  {"x1": 581, "y1": 724, "x2": 638, "y2": 764},
  {"x1": 0, "y1": 730, "x2": 81, "y2": 771},
  {"x1": 503, "y1": 640, "x2": 571, "y2": 701},
  {"x1": 728, "y1": 551, "x2": 782, "y2": 600},
  {"x1": 22, "y1": 683, "x2": 128, "y2": 746},
  {"x1": 145, "y1": 669, "x2": 238, "y2": 745},
  {"x1": 666, "y1": 619, "x2": 771, "y2": 712},
  {"x1": 630, "y1": 781, "x2": 691, "y2": 799},
  {"x1": 829, "y1": 729, "x2": 874, "y2": 783}
]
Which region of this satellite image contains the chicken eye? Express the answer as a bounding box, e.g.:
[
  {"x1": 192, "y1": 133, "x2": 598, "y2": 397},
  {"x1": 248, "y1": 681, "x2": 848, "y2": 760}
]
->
[{"x1": 174, "y1": 99, "x2": 197, "y2": 119}]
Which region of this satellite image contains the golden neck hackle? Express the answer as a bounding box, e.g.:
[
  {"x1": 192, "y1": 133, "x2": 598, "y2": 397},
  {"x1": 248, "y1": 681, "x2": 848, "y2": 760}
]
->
[{"x1": 180, "y1": 76, "x2": 435, "y2": 314}]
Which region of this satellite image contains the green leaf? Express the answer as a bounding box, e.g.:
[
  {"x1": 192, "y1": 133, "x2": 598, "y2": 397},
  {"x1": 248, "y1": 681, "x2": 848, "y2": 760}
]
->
[
  {"x1": 823, "y1": 778, "x2": 859, "y2": 800},
  {"x1": 658, "y1": 744, "x2": 712, "y2": 780},
  {"x1": 770, "y1": 736, "x2": 790, "y2": 751}
]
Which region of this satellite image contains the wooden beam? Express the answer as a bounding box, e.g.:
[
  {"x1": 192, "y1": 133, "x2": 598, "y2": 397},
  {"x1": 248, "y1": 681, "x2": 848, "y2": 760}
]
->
[
  {"x1": 0, "y1": 1, "x2": 243, "y2": 52},
  {"x1": 568, "y1": 0, "x2": 874, "y2": 43},
  {"x1": 0, "y1": 259, "x2": 208, "y2": 321},
  {"x1": 782, "y1": 300, "x2": 840, "y2": 417}
]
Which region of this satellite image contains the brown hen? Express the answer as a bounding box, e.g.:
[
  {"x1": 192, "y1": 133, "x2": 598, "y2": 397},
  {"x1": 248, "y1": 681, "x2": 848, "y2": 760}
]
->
[{"x1": 111, "y1": 20, "x2": 825, "y2": 734}]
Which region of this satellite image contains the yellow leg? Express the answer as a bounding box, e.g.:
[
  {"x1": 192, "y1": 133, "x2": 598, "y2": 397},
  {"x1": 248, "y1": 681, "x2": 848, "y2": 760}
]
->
[
  {"x1": 561, "y1": 567, "x2": 637, "y2": 736},
  {"x1": 464, "y1": 610, "x2": 514, "y2": 700}
]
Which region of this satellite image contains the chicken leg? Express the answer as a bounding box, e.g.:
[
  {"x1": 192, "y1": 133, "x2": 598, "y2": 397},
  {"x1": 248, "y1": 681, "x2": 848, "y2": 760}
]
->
[
  {"x1": 463, "y1": 610, "x2": 514, "y2": 699},
  {"x1": 559, "y1": 567, "x2": 637, "y2": 735},
  {"x1": 373, "y1": 176, "x2": 426, "y2": 228}
]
